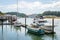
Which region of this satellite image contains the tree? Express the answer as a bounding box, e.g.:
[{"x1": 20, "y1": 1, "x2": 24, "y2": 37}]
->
[
  {"x1": 42, "y1": 11, "x2": 60, "y2": 16},
  {"x1": 0, "y1": 11, "x2": 4, "y2": 15}
]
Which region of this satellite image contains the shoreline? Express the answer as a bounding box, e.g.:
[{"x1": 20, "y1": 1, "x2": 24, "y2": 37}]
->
[{"x1": 44, "y1": 17, "x2": 60, "y2": 19}]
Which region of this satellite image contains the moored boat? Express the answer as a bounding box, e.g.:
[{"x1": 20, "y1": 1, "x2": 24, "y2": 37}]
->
[
  {"x1": 13, "y1": 21, "x2": 22, "y2": 27},
  {"x1": 27, "y1": 26, "x2": 45, "y2": 35},
  {"x1": 40, "y1": 24, "x2": 55, "y2": 34},
  {"x1": 27, "y1": 16, "x2": 55, "y2": 34}
]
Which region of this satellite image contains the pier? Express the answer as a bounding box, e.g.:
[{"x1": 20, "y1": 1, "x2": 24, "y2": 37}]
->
[{"x1": 0, "y1": 15, "x2": 17, "y2": 25}]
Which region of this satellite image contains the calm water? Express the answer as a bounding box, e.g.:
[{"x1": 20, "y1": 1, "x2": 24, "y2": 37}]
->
[{"x1": 0, "y1": 18, "x2": 60, "y2": 40}]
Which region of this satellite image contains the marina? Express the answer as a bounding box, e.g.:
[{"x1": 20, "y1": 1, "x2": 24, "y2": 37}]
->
[
  {"x1": 0, "y1": 18, "x2": 60, "y2": 40},
  {"x1": 0, "y1": 0, "x2": 60, "y2": 40}
]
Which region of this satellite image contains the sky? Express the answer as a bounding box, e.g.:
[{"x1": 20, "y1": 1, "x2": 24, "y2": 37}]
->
[{"x1": 0, "y1": 0, "x2": 60, "y2": 15}]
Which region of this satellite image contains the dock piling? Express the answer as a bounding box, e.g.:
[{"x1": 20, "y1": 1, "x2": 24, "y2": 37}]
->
[
  {"x1": 25, "y1": 16, "x2": 26, "y2": 28},
  {"x1": 52, "y1": 18, "x2": 54, "y2": 33}
]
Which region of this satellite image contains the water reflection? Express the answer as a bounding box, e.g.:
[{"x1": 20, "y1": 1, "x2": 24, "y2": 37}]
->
[
  {"x1": 14, "y1": 27, "x2": 21, "y2": 32},
  {"x1": 0, "y1": 24, "x2": 59, "y2": 40},
  {"x1": 45, "y1": 34, "x2": 55, "y2": 40},
  {"x1": 2, "y1": 25, "x2": 4, "y2": 40},
  {"x1": 27, "y1": 32, "x2": 44, "y2": 40},
  {"x1": 14, "y1": 27, "x2": 21, "y2": 40},
  {"x1": 27, "y1": 32, "x2": 56, "y2": 40}
]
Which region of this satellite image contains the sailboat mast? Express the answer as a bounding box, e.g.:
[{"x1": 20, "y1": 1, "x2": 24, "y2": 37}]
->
[{"x1": 17, "y1": 0, "x2": 18, "y2": 19}]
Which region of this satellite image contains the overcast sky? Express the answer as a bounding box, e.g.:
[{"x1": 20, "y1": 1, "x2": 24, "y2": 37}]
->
[{"x1": 0, "y1": 0, "x2": 60, "y2": 15}]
